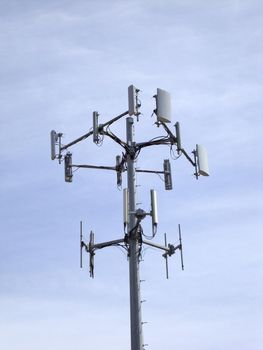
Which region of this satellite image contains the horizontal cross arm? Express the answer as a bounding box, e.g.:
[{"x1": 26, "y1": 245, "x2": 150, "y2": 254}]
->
[
  {"x1": 72, "y1": 164, "x2": 117, "y2": 171},
  {"x1": 93, "y1": 238, "x2": 125, "y2": 250},
  {"x1": 136, "y1": 169, "x2": 164, "y2": 175},
  {"x1": 142, "y1": 239, "x2": 170, "y2": 253}
]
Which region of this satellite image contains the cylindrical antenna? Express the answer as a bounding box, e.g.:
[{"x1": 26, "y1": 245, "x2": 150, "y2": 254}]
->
[
  {"x1": 175, "y1": 122, "x2": 182, "y2": 152},
  {"x1": 150, "y1": 189, "x2": 158, "y2": 233},
  {"x1": 50, "y1": 130, "x2": 58, "y2": 160},
  {"x1": 178, "y1": 224, "x2": 184, "y2": 271},
  {"x1": 123, "y1": 188, "x2": 129, "y2": 229}
]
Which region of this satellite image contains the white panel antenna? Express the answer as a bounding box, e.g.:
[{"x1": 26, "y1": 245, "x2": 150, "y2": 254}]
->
[
  {"x1": 50, "y1": 130, "x2": 58, "y2": 160},
  {"x1": 156, "y1": 88, "x2": 172, "y2": 123},
  {"x1": 196, "y1": 144, "x2": 209, "y2": 176},
  {"x1": 150, "y1": 189, "x2": 158, "y2": 229},
  {"x1": 93, "y1": 111, "x2": 99, "y2": 144},
  {"x1": 123, "y1": 188, "x2": 129, "y2": 228}
]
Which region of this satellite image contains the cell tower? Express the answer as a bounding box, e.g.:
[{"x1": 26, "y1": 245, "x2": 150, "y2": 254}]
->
[{"x1": 50, "y1": 86, "x2": 209, "y2": 350}]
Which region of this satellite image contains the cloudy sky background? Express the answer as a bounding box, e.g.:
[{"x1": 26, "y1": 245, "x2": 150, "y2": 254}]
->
[{"x1": 1, "y1": 1, "x2": 262, "y2": 349}]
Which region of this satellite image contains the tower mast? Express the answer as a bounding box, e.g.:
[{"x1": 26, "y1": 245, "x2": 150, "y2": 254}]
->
[
  {"x1": 126, "y1": 116, "x2": 143, "y2": 350},
  {"x1": 50, "y1": 85, "x2": 209, "y2": 350}
]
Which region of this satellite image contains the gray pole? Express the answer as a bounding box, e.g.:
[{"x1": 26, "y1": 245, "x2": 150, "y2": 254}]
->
[
  {"x1": 51, "y1": 86, "x2": 208, "y2": 350},
  {"x1": 126, "y1": 117, "x2": 143, "y2": 350}
]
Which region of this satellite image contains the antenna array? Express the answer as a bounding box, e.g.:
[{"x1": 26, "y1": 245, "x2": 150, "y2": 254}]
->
[{"x1": 50, "y1": 86, "x2": 209, "y2": 350}]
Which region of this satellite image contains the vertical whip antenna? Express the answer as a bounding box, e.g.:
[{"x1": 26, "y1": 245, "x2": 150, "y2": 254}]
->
[
  {"x1": 80, "y1": 221, "x2": 83, "y2": 268},
  {"x1": 89, "y1": 231, "x2": 95, "y2": 278},
  {"x1": 178, "y1": 224, "x2": 184, "y2": 271},
  {"x1": 164, "y1": 233, "x2": 169, "y2": 279}
]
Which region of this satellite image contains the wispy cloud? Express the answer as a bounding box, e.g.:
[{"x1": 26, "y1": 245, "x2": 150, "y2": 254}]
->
[{"x1": 1, "y1": 1, "x2": 263, "y2": 349}]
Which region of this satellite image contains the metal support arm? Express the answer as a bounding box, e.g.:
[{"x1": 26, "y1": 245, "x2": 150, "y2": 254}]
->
[
  {"x1": 60, "y1": 111, "x2": 129, "y2": 151},
  {"x1": 136, "y1": 169, "x2": 165, "y2": 175},
  {"x1": 72, "y1": 164, "x2": 117, "y2": 171},
  {"x1": 160, "y1": 122, "x2": 197, "y2": 171},
  {"x1": 99, "y1": 110, "x2": 129, "y2": 129},
  {"x1": 82, "y1": 237, "x2": 125, "y2": 253},
  {"x1": 61, "y1": 130, "x2": 94, "y2": 151},
  {"x1": 136, "y1": 138, "x2": 171, "y2": 150},
  {"x1": 142, "y1": 239, "x2": 170, "y2": 253},
  {"x1": 103, "y1": 130, "x2": 128, "y2": 149},
  {"x1": 160, "y1": 122, "x2": 177, "y2": 144},
  {"x1": 93, "y1": 238, "x2": 125, "y2": 250},
  {"x1": 180, "y1": 148, "x2": 196, "y2": 167},
  {"x1": 142, "y1": 238, "x2": 181, "y2": 256}
]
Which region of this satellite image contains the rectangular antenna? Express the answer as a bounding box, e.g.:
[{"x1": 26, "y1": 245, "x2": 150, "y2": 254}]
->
[
  {"x1": 196, "y1": 144, "x2": 209, "y2": 176},
  {"x1": 128, "y1": 85, "x2": 140, "y2": 116},
  {"x1": 150, "y1": 189, "x2": 158, "y2": 228},
  {"x1": 123, "y1": 188, "x2": 129, "y2": 228},
  {"x1": 156, "y1": 88, "x2": 171, "y2": 123},
  {"x1": 50, "y1": 130, "x2": 58, "y2": 160},
  {"x1": 64, "y1": 152, "x2": 73, "y2": 182},
  {"x1": 163, "y1": 159, "x2": 173, "y2": 190},
  {"x1": 93, "y1": 111, "x2": 99, "y2": 144},
  {"x1": 116, "y1": 155, "x2": 122, "y2": 187},
  {"x1": 175, "y1": 122, "x2": 182, "y2": 151}
]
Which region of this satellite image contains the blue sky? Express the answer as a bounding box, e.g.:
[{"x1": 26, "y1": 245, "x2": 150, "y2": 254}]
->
[{"x1": 0, "y1": 1, "x2": 262, "y2": 349}]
